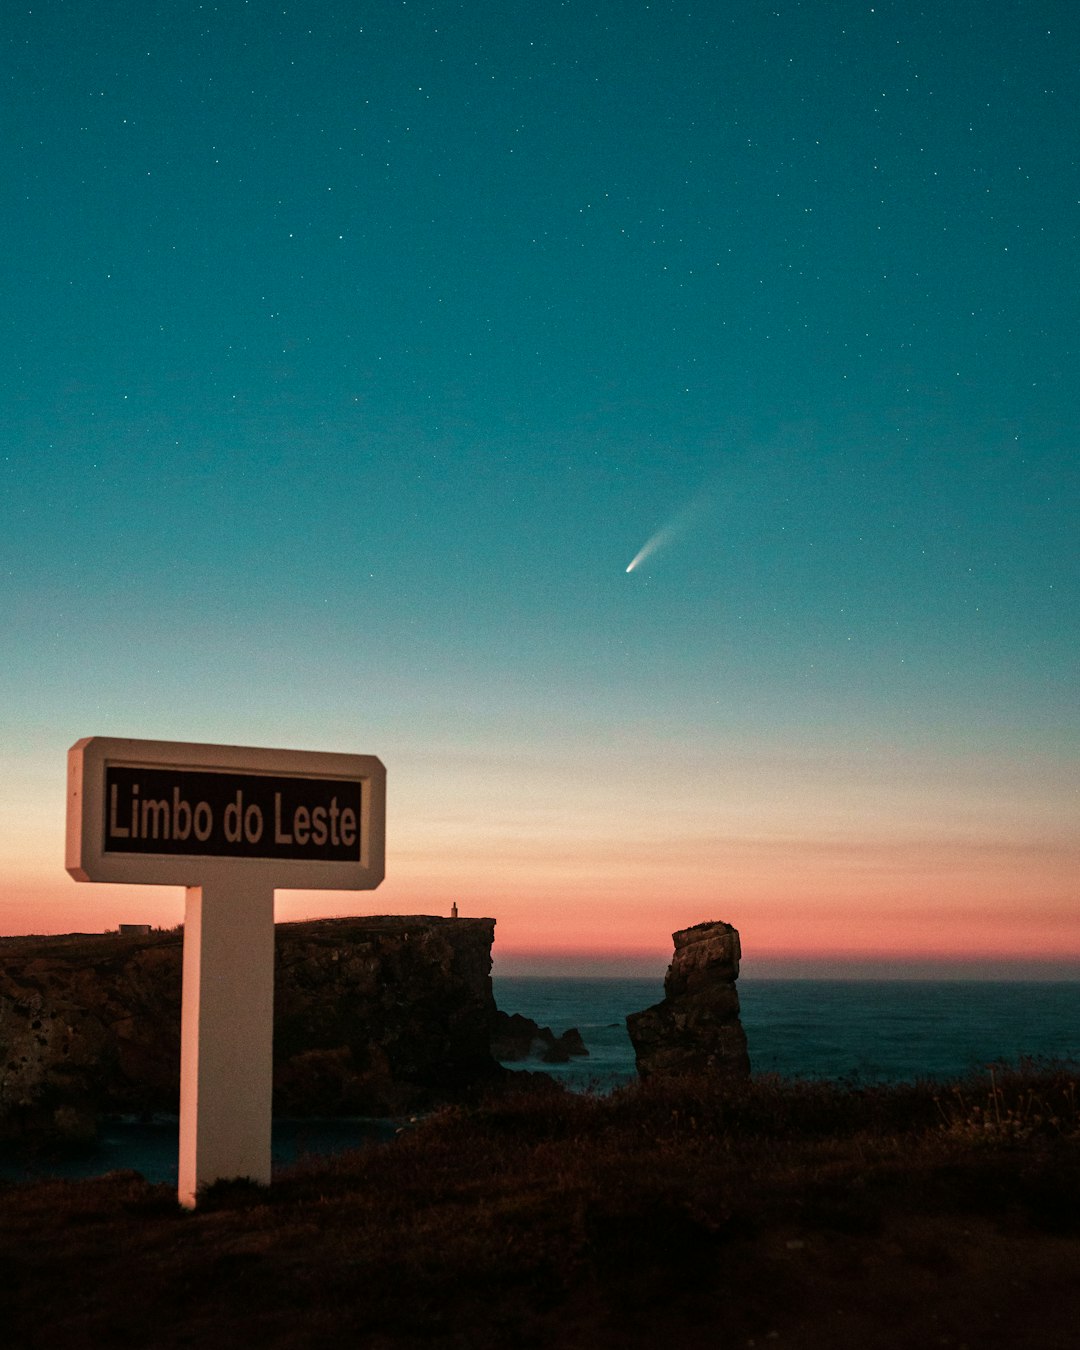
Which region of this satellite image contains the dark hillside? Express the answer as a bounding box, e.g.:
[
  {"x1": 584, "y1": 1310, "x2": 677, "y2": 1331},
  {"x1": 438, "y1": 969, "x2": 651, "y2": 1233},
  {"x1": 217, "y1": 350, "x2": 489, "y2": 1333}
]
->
[{"x1": 2, "y1": 1066, "x2": 1078, "y2": 1348}]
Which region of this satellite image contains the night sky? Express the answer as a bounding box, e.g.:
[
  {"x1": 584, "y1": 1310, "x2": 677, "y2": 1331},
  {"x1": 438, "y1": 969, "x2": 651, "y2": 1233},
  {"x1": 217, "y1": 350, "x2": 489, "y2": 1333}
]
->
[{"x1": 3, "y1": 1, "x2": 1078, "y2": 973}]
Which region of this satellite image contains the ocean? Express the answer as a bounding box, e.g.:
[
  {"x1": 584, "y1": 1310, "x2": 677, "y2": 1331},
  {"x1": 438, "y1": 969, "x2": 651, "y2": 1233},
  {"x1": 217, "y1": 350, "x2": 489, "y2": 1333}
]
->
[
  {"x1": 492, "y1": 976, "x2": 1080, "y2": 1091},
  {"x1": 4, "y1": 977, "x2": 1079, "y2": 1185}
]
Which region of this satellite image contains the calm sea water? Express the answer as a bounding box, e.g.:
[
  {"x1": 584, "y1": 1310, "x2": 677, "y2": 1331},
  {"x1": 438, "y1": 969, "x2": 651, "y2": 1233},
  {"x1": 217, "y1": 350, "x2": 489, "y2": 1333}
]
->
[
  {"x1": 493, "y1": 976, "x2": 1080, "y2": 1091},
  {"x1": 4, "y1": 978, "x2": 1078, "y2": 1184}
]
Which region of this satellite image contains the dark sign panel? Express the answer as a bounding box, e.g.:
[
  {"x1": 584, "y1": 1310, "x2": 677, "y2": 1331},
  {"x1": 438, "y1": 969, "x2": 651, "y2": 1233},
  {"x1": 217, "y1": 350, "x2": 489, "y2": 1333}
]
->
[{"x1": 104, "y1": 766, "x2": 363, "y2": 861}]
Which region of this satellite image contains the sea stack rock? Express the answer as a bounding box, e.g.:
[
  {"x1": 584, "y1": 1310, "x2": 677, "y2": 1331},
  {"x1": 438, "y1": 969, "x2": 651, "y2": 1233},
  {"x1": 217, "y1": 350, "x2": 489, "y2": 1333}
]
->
[{"x1": 626, "y1": 920, "x2": 750, "y2": 1081}]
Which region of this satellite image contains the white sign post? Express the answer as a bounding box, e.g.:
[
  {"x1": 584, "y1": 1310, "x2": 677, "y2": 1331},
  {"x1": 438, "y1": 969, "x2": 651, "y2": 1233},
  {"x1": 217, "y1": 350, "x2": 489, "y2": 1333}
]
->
[{"x1": 66, "y1": 736, "x2": 386, "y2": 1208}]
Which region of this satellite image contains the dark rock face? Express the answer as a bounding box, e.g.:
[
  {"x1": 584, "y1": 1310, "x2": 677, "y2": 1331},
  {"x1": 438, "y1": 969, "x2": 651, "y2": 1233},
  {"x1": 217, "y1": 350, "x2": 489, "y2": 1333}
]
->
[
  {"x1": 626, "y1": 920, "x2": 750, "y2": 1081},
  {"x1": 0, "y1": 916, "x2": 501, "y2": 1140},
  {"x1": 0, "y1": 933, "x2": 185, "y2": 1142},
  {"x1": 543, "y1": 1027, "x2": 588, "y2": 1064},
  {"x1": 490, "y1": 1011, "x2": 590, "y2": 1065},
  {"x1": 273, "y1": 917, "x2": 501, "y2": 1114}
]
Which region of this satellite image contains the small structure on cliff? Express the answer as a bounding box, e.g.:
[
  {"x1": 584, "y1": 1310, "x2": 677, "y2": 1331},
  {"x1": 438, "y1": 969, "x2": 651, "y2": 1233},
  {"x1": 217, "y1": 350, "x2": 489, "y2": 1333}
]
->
[{"x1": 626, "y1": 920, "x2": 751, "y2": 1081}]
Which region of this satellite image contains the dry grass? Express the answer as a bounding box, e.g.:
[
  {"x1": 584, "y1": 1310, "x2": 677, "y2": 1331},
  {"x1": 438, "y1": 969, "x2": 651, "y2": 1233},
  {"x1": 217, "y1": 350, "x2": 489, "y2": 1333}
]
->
[{"x1": 2, "y1": 1064, "x2": 1079, "y2": 1349}]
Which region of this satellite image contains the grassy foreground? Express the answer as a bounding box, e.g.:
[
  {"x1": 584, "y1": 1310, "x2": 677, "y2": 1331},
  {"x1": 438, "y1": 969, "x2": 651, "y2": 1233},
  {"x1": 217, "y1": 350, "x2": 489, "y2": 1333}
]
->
[{"x1": 2, "y1": 1065, "x2": 1079, "y2": 1349}]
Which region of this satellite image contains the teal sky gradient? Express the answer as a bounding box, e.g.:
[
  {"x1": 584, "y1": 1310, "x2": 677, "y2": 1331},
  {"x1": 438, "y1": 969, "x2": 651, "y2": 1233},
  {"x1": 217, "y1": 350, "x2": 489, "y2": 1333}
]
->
[{"x1": 2, "y1": 1, "x2": 1077, "y2": 968}]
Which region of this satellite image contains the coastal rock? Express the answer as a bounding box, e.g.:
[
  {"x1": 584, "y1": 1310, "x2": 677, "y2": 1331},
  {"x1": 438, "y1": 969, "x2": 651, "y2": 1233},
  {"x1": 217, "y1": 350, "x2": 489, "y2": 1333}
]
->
[
  {"x1": 490, "y1": 1010, "x2": 590, "y2": 1065},
  {"x1": 0, "y1": 916, "x2": 503, "y2": 1140},
  {"x1": 626, "y1": 920, "x2": 750, "y2": 1081},
  {"x1": 542, "y1": 1027, "x2": 589, "y2": 1064}
]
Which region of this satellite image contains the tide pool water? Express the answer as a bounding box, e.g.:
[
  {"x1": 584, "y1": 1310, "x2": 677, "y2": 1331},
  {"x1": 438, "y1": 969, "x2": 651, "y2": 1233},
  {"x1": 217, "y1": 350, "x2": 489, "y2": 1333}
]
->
[{"x1": 0, "y1": 1116, "x2": 399, "y2": 1187}]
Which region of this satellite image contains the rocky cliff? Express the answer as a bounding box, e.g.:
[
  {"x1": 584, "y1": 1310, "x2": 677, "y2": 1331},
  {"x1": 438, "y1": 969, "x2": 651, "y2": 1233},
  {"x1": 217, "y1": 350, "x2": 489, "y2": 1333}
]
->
[
  {"x1": 626, "y1": 920, "x2": 751, "y2": 1081},
  {"x1": 0, "y1": 916, "x2": 501, "y2": 1141}
]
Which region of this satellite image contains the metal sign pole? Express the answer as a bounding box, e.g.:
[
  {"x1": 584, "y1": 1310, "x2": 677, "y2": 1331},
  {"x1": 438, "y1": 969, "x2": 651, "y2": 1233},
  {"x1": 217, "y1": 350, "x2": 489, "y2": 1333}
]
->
[{"x1": 179, "y1": 876, "x2": 275, "y2": 1208}]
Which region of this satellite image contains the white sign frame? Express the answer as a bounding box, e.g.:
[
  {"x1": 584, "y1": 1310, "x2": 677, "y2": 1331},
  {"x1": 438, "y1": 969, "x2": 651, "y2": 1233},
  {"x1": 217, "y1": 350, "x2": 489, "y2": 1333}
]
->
[
  {"x1": 67, "y1": 736, "x2": 385, "y2": 888},
  {"x1": 66, "y1": 736, "x2": 386, "y2": 1207}
]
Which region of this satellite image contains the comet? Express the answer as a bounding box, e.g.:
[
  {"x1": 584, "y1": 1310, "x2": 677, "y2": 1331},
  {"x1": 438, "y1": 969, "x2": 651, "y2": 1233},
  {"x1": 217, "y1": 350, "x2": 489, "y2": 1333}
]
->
[
  {"x1": 624, "y1": 491, "x2": 712, "y2": 574},
  {"x1": 625, "y1": 525, "x2": 675, "y2": 573}
]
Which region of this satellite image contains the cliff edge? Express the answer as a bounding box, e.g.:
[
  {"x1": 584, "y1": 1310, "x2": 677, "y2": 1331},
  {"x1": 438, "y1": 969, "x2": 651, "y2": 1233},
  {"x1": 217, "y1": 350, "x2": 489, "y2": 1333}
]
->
[{"x1": 0, "y1": 916, "x2": 500, "y2": 1141}]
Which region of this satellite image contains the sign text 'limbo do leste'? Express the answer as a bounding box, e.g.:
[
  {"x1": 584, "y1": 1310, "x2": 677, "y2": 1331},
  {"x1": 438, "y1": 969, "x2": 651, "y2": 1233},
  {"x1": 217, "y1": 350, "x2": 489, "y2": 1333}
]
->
[{"x1": 103, "y1": 766, "x2": 363, "y2": 860}]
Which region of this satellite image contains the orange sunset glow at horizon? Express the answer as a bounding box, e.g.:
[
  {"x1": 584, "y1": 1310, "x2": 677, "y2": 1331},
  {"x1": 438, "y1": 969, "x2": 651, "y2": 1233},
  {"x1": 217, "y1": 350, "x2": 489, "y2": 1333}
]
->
[
  {"x1": 6, "y1": 805, "x2": 1077, "y2": 978},
  {"x1": 3, "y1": 719, "x2": 1076, "y2": 979}
]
